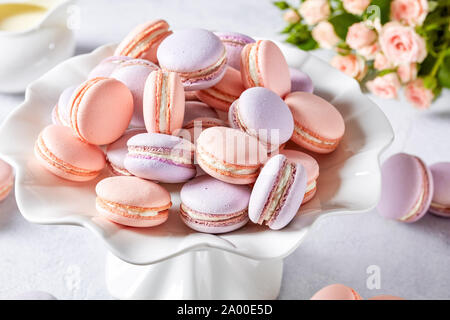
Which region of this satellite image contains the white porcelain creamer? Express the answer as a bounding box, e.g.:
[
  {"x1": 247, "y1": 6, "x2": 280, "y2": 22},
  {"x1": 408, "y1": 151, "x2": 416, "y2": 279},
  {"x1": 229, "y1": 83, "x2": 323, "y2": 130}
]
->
[{"x1": 0, "y1": 0, "x2": 76, "y2": 93}]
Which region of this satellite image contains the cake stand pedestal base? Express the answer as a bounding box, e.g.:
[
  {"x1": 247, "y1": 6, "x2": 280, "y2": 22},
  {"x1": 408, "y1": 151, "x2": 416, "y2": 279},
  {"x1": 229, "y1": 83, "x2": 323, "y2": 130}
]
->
[{"x1": 105, "y1": 249, "x2": 283, "y2": 300}]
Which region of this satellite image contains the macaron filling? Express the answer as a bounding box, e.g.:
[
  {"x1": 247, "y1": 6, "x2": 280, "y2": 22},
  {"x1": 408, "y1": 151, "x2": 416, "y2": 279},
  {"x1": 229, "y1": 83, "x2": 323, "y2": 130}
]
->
[
  {"x1": 172, "y1": 50, "x2": 227, "y2": 84},
  {"x1": 180, "y1": 203, "x2": 248, "y2": 226},
  {"x1": 96, "y1": 197, "x2": 170, "y2": 218},
  {"x1": 258, "y1": 159, "x2": 297, "y2": 225},
  {"x1": 399, "y1": 158, "x2": 430, "y2": 222},
  {"x1": 197, "y1": 146, "x2": 259, "y2": 177},
  {"x1": 305, "y1": 180, "x2": 317, "y2": 195},
  {"x1": 430, "y1": 202, "x2": 450, "y2": 215},
  {"x1": 294, "y1": 122, "x2": 340, "y2": 149},
  {"x1": 107, "y1": 161, "x2": 131, "y2": 176},
  {"x1": 35, "y1": 133, "x2": 101, "y2": 177},
  {"x1": 70, "y1": 77, "x2": 105, "y2": 141},
  {"x1": 199, "y1": 86, "x2": 237, "y2": 104},
  {"x1": 247, "y1": 42, "x2": 261, "y2": 87},
  {"x1": 128, "y1": 145, "x2": 195, "y2": 169}
]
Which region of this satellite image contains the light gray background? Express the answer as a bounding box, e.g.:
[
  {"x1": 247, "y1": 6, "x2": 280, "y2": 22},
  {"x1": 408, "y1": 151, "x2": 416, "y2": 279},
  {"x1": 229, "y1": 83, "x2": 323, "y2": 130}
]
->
[{"x1": 1, "y1": 0, "x2": 450, "y2": 300}]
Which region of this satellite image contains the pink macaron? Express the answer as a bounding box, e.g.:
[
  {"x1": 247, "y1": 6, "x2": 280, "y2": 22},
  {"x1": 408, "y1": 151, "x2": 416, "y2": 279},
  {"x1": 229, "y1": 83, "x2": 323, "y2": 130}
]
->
[
  {"x1": 196, "y1": 66, "x2": 245, "y2": 112},
  {"x1": 214, "y1": 32, "x2": 255, "y2": 71},
  {"x1": 429, "y1": 162, "x2": 450, "y2": 217},
  {"x1": 88, "y1": 56, "x2": 133, "y2": 79},
  {"x1": 377, "y1": 153, "x2": 433, "y2": 223},
  {"x1": 143, "y1": 69, "x2": 185, "y2": 135},
  {"x1": 51, "y1": 85, "x2": 77, "y2": 127},
  {"x1": 310, "y1": 284, "x2": 363, "y2": 300},
  {"x1": 110, "y1": 59, "x2": 159, "y2": 127},
  {"x1": 196, "y1": 127, "x2": 267, "y2": 185},
  {"x1": 157, "y1": 28, "x2": 227, "y2": 91},
  {"x1": 34, "y1": 125, "x2": 106, "y2": 182},
  {"x1": 280, "y1": 149, "x2": 319, "y2": 204},
  {"x1": 180, "y1": 175, "x2": 251, "y2": 233},
  {"x1": 114, "y1": 20, "x2": 172, "y2": 63},
  {"x1": 96, "y1": 176, "x2": 172, "y2": 227},
  {"x1": 285, "y1": 91, "x2": 345, "y2": 154},
  {"x1": 0, "y1": 159, "x2": 14, "y2": 202},
  {"x1": 68, "y1": 77, "x2": 134, "y2": 145},
  {"x1": 106, "y1": 128, "x2": 146, "y2": 176},
  {"x1": 125, "y1": 133, "x2": 196, "y2": 183},
  {"x1": 228, "y1": 87, "x2": 294, "y2": 152},
  {"x1": 240, "y1": 40, "x2": 291, "y2": 97},
  {"x1": 248, "y1": 154, "x2": 307, "y2": 230},
  {"x1": 369, "y1": 295, "x2": 404, "y2": 300}
]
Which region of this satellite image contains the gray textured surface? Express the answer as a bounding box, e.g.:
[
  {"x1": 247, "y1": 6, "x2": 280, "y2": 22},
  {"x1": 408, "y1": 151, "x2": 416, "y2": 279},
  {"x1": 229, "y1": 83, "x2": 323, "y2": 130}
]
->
[{"x1": 1, "y1": 0, "x2": 450, "y2": 300}]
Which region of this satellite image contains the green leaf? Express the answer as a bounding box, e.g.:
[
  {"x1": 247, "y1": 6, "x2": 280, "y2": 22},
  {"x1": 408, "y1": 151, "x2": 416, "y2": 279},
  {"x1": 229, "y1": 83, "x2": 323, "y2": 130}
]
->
[
  {"x1": 437, "y1": 56, "x2": 450, "y2": 88},
  {"x1": 329, "y1": 13, "x2": 361, "y2": 39},
  {"x1": 273, "y1": 1, "x2": 290, "y2": 10},
  {"x1": 364, "y1": 0, "x2": 391, "y2": 24},
  {"x1": 419, "y1": 55, "x2": 437, "y2": 76},
  {"x1": 377, "y1": 68, "x2": 396, "y2": 77},
  {"x1": 281, "y1": 23, "x2": 297, "y2": 34},
  {"x1": 296, "y1": 37, "x2": 318, "y2": 51},
  {"x1": 423, "y1": 75, "x2": 438, "y2": 90},
  {"x1": 428, "y1": 1, "x2": 438, "y2": 12}
]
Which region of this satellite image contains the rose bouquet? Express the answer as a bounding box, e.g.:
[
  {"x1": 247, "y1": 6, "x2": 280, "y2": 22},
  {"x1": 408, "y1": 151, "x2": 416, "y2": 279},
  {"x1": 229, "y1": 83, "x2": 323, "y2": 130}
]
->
[{"x1": 274, "y1": 0, "x2": 449, "y2": 108}]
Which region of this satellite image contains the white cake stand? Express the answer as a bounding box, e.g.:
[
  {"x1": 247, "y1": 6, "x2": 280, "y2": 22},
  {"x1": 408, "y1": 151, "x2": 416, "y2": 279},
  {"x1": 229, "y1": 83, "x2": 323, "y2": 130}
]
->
[{"x1": 0, "y1": 41, "x2": 393, "y2": 299}]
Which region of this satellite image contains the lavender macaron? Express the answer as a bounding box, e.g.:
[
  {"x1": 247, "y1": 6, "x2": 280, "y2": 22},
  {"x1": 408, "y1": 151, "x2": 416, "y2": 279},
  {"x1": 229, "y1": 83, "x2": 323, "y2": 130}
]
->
[
  {"x1": 377, "y1": 153, "x2": 433, "y2": 222},
  {"x1": 290, "y1": 67, "x2": 314, "y2": 93},
  {"x1": 125, "y1": 133, "x2": 196, "y2": 183},
  {"x1": 182, "y1": 101, "x2": 219, "y2": 128},
  {"x1": 429, "y1": 162, "x2": 450, "y2": 217},
  {"x1": 157, "y1": 29, "x2": 227, "y2": 91},
  {"x1": 214, "y1": 32, "x2": 255, "y2": 71},
  {"x1": 229, "y1": 87, "x2": 294, "y2": 152},
  {"x1": 88, "y1": 56, "x2": 133, "y2": 79},
  {"x1": 180, "y1": 175, "x2": 251, "y2": 233},
  {"x1": 111, "y1": 59, "x2": 159, "y2": 127},
  {"x1": 106, "y1": 128, "x2": 146, "y2": 176},
  {"x1": 249, "y1": 154, "x2": 307, "y2": 230},
  {"x1": 52, "y1": 85, "x2": 77, "y2": 126}
]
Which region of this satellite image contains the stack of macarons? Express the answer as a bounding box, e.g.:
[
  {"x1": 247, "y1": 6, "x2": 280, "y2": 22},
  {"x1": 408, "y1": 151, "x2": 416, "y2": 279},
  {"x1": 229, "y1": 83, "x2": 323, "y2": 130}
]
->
[
  {"x1": 35, "y1": 19, "x2": 347, "y2": 232},
  {"x1": 377, "y1": 153, "x2": 450, "y2": 222}
]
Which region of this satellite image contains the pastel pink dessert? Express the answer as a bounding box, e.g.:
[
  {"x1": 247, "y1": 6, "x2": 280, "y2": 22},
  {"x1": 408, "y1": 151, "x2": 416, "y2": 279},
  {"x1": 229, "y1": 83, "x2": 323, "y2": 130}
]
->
[
  {"x1": 96, "y1": 176, "x2": 172, "y2": 227},
  {"x1": 180, "y1": 175, "x2": 251, "y2": 233},
  {"x1": 114, "y1": 20, "x2": 172, "y2": 63},
  {"x1": 182, "y1": 101, "x2": 219, "y2": 129},
  {"x1": 311, "y1": 284, "x2": 363, "y2": 300},
  {"x1": 143, "y1": 69, "x2": 185, "y2": 135},
  {"x1": 429, "y1": 162, "x2": 450, "y2": 217},
  {"x1": 0, "y1": 159, "x2": 14, "y2": 201},
  {"x1": 214, "y1": 32, "x2": 255, "y2": 71},
  {"x1": 248, "y1": 154, "x2": 307, "y2": 230},
  {"x1": 88, "y1": 56, "x2": 132, "y2": 79},
  {"x1": 240, "y1": 40, "x2": 291, "y2": 97},
  {"x1": 34, "y1": 125, "x2": 105, "y2": 182},
  {"x1": 285, "y1": 91, "x2": 345, "y2": 154},
  {"x1": 52, "y1": 86, "x2": 77, "y2": 126},
  {"x1": 68, "y1": 77, "x2": 134, "y2": 145}
]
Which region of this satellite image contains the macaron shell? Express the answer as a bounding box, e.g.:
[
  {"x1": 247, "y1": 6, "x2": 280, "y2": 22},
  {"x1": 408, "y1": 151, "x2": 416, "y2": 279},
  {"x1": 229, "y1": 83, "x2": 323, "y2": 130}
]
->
[
  {"x1": 289, "y1": 67, "x2": 314, "y2": 93},
  {"x1": 110, "y1": 59, "x2": 159, "y2": 127},
  {"x1": 230, "y1": 87, "x2": 294, "y2": 146},
  {"x1": 143, "y1": 70, "x2": 185, "y2": 134},
  {"x1": 280, "y1": 149, "x2": 319, "y2": 184},
  {"x1": 106, "y1": 128, "x2": 146, "y2": 175},
  {"x1": 183, "y1": 101, "x2": 219, "y2": 127},
  {"x1": 369, "y1": 295, "x2": 404, "y2": 300},
  {"x1": 429, "y1": 162, "x2": 450, "y2": 217},
  {"x1": 285, "y1": 91, "x2": 345, "y2": 153},
  {"x1": 35, "y1": 125, "x2": 105, "y2": 181},
  {"x1": 311, "y1": 284, "x2": 362, "y2": 300},
  {"x1": 180, "y1": 214, "x2": 249, "y2": 234},
  {"x1": 180, "y1": 175, "x2": 251, "y2": 214},
  {"x1": 0, "y1": 159, "x2": 14, "y2": 201},
  {"x1": 377, "y1": 153, "x2": 433, "y2": 222},
  {"x1": 97, "y1": 206, "x2": 168, "y2": 227},
  {"x1": 114, "y1": 20, "x2": 171, "y2": 63},
  {"x1": 56, "y1": 85, "x2": 77, "y2": 126},
  {"x1": 215, "y1": 32, "x2": 255, "y2": 71},
  {"x1": 96, "y1": 176, "x2": 170, "y2": 209},
  {"x1": 196, "y1": 66, "x2": 245, "y2": 112},
  {"x1": 70, "y1": 78, "x2": 133, "y2": 145},
  {"x1": 88, "y1": 56, "x2": 133, "y2": 79},
  {"x1": 241, "y1": 40, "x2": 291, "y2": 97}
]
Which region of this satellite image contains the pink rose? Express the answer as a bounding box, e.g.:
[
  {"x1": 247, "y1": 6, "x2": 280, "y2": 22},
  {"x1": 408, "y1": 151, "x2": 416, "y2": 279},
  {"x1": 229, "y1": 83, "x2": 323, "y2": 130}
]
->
[
  {"x1": 391, "y1": 0, "x2": 428, "y2": 26},
  {"x1": 346, "y1": 22, "x2": 377, "y2": 50},
  {"x1": 299, "y1": 0, "x2": 330, "y2": 25},
  {"x1": 330, "y1": 54, "x2": 367, "y2": 81},
  {"x1": 357, "y1": 41, "x2": 380, "y2": 60},
  {"x1": 283, "y1": 9, "x2": 300, "y2": 24},
  {"x1": 312, "y1": 21, "x2": 341, "y2": 49},
  {"x1": 374, "y1": 52, "x2": 393, "y2": 70},
  {"x1": 379, "y1": 22, "x2": 427, "y2": 66},
  {"x1": 366, "y1": 73, "x2": 401, "y2": 99},
  {"x1": 342, "y1": 0, "x2": 371, "y2": 15},
  {"x1": 397, "y1": 63, "x2": 418, "y2": 83},
  {"x1": 404, "y1": 78, "x2": 434, "y2": 109}
]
